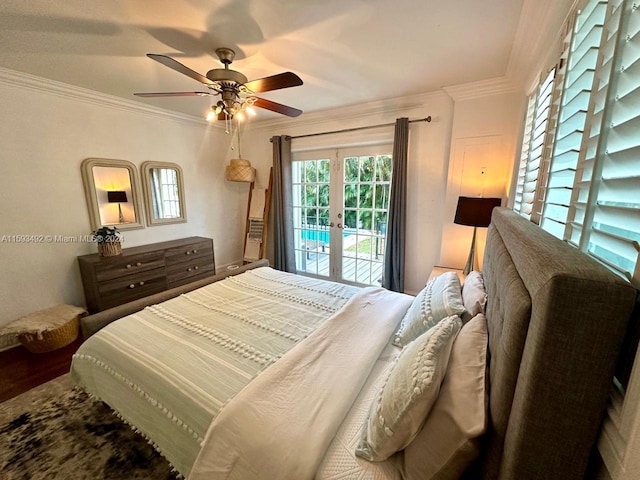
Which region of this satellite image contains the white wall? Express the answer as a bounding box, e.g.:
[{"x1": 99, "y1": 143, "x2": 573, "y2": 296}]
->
[
  {"x1": 439, "y1": 90, "x2": 526, "y2": 269},
  {"x1": 0, "y1": 74, "x2": 246, "y2": 327}
]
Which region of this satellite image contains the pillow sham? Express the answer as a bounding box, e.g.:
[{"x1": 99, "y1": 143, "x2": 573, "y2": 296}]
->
[
  {"x1": 393, "y1": 272, "x2": 465, "y2": 347},
  {"x1": 401, "y1": 313, "x2": 489, "y2": 480},
  {"x1": 356, "y1": 315, "x2": 462, "y2": 462},
  {"x1": 461, "y1": 271, "x2": 488, "y2": 323}
]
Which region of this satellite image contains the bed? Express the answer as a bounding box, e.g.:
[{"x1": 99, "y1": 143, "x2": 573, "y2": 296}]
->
[{"x1": 71, "y1": 208, "x2": 637, "y2": 479}]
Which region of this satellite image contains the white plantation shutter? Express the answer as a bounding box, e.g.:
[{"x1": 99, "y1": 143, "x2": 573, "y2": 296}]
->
[
  {"x1": 584, "y1": 0, "x2": 640, "y2": 283},
  {"x1": 541, "y1": 0, "x2": 609, "y2": 239},
  {"x1": 513, "y1": 96, "x2": 536, "y2": 215},
  {"x1": 514, "y1": 69, "x2": 556, "y2": 220},
  {"x1": 532, "y1": 30, "x2": 572, "y2": 225},
  {"x1": 516, "y1": 0, "x2": 640, "y2": 285}
]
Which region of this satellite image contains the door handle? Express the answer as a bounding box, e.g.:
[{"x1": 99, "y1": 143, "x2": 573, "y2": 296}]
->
[
  {"x1": 330, "y1": 222, "x2": 335, "y2": 227},
  {"x1": 337, "y1": 223, "x2": 343, "y2": 229}
]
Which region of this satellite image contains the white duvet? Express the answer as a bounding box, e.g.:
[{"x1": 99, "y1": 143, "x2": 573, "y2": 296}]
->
[{"x1": 190, "y1": 287, "x2": 412, "y2": 480}]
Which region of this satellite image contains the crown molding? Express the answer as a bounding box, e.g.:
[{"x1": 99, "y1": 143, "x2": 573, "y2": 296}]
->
[
  {"x1": 0, "y1": 67, "x2": 208, "y2": 127},
  {"x1": 246, "y1": 90, "x2": 450, "y2": 132},
  {"x1": 506, "y1": 0, "x2": 577, "y2": 87},
  {"x1": 442, "y1": 76, "x2": 520, "y2": 102}
]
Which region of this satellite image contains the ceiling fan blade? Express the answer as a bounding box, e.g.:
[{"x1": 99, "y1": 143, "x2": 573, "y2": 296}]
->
[
  {"x1": 134, "y1": 92, "x2": 214, "y2": 97},
  {"x1": 253, "y1": 97, "x2": 302, "y2": 117},
  {"x1": 244, "y1": 72, "x2": 303, "y2": 93},
  {"x1": 147, "y1": 54, "x2": 215, "y2": 85}
]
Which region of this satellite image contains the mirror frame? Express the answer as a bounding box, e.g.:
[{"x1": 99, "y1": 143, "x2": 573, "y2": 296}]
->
[
  {"x1": 140, "y1": 161, "x2": 187, "y2": 226},
  {"x1": 81, "y1": 158, "x2": 145, "y2": 231}
]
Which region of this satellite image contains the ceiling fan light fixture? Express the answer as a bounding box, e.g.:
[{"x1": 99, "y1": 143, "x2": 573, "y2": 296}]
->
[
  {"x1": 206, "y1": 109, "x2": 216, "y2": 122},
  {"x1": 138, "y1": 48, "x2": 303, "y2": 119},
  {"x1": 246, "y1": 106, "x2": 257, "y2": 116}
]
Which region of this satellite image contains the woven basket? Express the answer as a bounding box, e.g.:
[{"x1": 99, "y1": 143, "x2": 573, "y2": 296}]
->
[
  {"x1": 226, "y1": 158, "x2": 256, "y2": 183},
  {"x1": 98, "y1": 241, "x2": 122, "y2": 257},
  {"x1": 18, "y1": 315, "x2": 80, "y2": 353}
]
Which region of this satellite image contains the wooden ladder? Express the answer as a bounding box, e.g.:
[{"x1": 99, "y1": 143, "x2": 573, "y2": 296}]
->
[{"x1": 243, "y1": 168, "x2": 272, "y2": 263}]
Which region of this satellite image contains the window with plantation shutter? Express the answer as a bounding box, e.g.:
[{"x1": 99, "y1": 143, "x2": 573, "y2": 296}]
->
[
  {"x1": 540, "y1": 0, "x2": 609, "y2": 239},
  {"x1": 583, "y1": 0, "x2": 640, "y2": 283},
  {"x1": 513, "y1": 96, "x2": 536, "y2": 215},
  {"x1": 517, "y1": 0, "x2": 639, "y2": 286},
  {"x1": 531, "y1": 34, "x2": 572, "y2": 225},
  {"x1": 513, "y1": 69, "x2": 556, "y2": 221}
]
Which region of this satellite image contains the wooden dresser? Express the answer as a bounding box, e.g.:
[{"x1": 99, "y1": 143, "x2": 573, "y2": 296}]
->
[{"x1": 78, "y1": 237, "x2": 215, "y2": 313}]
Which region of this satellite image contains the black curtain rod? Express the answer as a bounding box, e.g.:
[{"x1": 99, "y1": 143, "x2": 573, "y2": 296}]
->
[{"x1": 286, "y1": 116, "x2": 431, "y2": 140}]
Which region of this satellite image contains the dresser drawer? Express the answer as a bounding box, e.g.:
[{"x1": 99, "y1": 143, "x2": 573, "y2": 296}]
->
[
  {"x1": 166, "y1": 256, "x2": 215, "y2": 286},
  {"x1": 97, "y1": 267, "x2": 167, "y2": 310},
  {"x1": 165, "y1": 240, "x2": 213, "y2": 266},
  {"x1": 94, "y1": 251, "x2": 165, "y2": 282}
]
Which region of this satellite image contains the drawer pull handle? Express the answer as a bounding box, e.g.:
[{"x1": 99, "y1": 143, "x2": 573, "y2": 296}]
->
[
  {"x1": 139, "y1": 281, "x2": 145, "y2": 286},
  {"x1": 194, "y1": 266, "x2": 199, "y2": 270},
  {"x1": 129, "y1": 284, "x2": 136, "y2": 289},
  {"x1": 187, "y1": 267, "x2": 192, "y2": 272},
  {"x1": 136, "y1": 262, "x2": 142, "y2": 267},
  {"x1": 186, "y1": 251, "x2": 191, "y2": 255},
  {"x1": 126, "y1": 264, "x2": 132, "y2": 269},
  {"x1": 192, "y1": 249, "x2": 198, "y2": 254}
]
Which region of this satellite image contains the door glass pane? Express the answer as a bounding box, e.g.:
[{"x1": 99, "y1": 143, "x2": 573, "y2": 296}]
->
[
  {"x1": 292, "y1": 158, "x2": 331, "y2": 277},
  {"x1": 342, "y1": 154, "x2": 392, "y2": 286},
  {"x1": 318, "y1": 159, "x2": 330, "y2": 182},
  {"x1": 344, "y1": 184, "x2": 357, "y2": 208},
  {"x1": 359, "y1": 184, "x2": 373, "y2": 209},
  {"x1": 360, "y1": 156, "x2": 375, "y2": 181}
]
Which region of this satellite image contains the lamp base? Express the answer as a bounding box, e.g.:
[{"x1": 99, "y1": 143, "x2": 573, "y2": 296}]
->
[
  {"x1": 117, "y1": 203, "x2": 125, "y2": 224},
  {"x1": 463, "y1": 227, "x2": 477, "y2": 275}
]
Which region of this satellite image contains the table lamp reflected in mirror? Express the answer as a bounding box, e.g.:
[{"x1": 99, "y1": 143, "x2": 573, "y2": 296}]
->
[{"x1": 107, "y1": 190, "x2": 128, "y2": 224}]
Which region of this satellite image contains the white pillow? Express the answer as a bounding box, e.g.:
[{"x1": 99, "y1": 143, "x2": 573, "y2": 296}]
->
[
  {"x1": 401, "y1": 313, "x2": 489, "y2": 480},
  {"x1": 393, "y1": 272, "x2": 465, "y2": 347},
  {"x1": 461, "y1": 271, "x2": 488, "y2": 323},
  {"x1": 356, "y1": 315, "x2": 462, "y2": 462}
]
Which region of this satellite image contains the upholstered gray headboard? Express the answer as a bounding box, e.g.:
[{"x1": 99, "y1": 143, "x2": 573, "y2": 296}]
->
[{"x1": 480, "y1": 209, "x2": 636, "y2": 479}]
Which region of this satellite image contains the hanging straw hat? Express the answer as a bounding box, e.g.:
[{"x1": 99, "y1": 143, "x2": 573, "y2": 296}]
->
[{"x1": 226, "y1": 158, "x2": 256, "y2": 183}]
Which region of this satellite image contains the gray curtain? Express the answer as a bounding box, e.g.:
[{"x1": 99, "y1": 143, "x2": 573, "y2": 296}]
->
[
  {"x1": 382, "y1": 118, "x2": 409, "y2": 292},
  {"x1": 271, "y1": 135, "x2": 297, "y2": 273}
]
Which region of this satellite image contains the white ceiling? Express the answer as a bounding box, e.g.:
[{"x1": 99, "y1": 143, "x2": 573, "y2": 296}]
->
[{"x1": 0, "y1": 0, "x2": 527, "y2": 121}]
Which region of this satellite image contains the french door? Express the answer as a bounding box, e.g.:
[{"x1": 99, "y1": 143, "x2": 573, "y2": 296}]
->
[{"x1": 291, "y1": 145, "x2": 392, "y2": 286}]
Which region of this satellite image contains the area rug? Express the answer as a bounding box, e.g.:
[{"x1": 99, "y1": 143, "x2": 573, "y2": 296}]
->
[{"x1": 0, "y1": 374, "x2": 178, "y2": 480}]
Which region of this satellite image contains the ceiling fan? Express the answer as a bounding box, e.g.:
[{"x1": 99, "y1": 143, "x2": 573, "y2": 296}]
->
[{"x1": 135, "y1": 47, "x2": 303, "y2": 120}]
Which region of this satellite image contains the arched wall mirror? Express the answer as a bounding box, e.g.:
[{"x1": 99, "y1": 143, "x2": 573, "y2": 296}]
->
[
  {"x1": 81, "y1": 158, "x2": 145, "y2": 231},
  {"x1": 140, "y1": 161, "x2": 187, "y2": 226}
]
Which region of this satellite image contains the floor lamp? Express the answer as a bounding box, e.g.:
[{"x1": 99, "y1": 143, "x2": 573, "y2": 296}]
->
[{"x1": 454, "y1": 197, "x2": 502, "y2": 275}]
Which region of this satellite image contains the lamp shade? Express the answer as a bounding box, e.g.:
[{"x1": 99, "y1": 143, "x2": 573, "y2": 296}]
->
[
  {"x1": 454, "y1": 197, "x2": 502, "y2": 227},
  {"x1": 107, "y1": 191, "x2": 128, "y2": 203}
]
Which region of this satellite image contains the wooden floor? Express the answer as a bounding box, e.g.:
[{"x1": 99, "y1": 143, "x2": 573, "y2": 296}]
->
[{"x1": 0, "y1": 336, "x2": 83, "y2": 403}]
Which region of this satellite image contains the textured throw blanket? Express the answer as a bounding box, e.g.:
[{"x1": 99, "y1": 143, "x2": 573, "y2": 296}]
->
[
  {"x1": 190, "y1": 287, "x2": 412, "y2": 480},
  {"x1": 71, "y1": 268, "x2": 359, "y2": 476}
]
